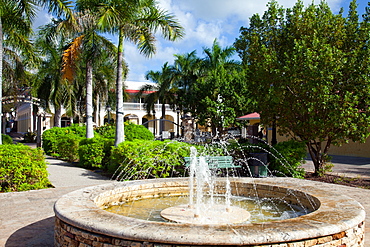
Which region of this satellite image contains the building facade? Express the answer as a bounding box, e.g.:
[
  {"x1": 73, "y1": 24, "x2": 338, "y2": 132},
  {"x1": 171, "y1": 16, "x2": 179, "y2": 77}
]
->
[{"x1": 13, "y1": 81, "x2": 182, "y2": 139}]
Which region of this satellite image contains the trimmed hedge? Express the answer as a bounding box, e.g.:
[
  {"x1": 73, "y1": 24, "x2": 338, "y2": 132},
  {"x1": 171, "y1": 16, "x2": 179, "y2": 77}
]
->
[
  {"x1": 0, "y1": 144, "x2": 51, "y2": 192},
  {"x1": 109, "y1": 140, "x2": 192, "y2": 180},
  {"x1": 1, "y1": 134, "x2": 13, "y2": 145},
  {"x1": 95, "y1": 122, "x2": 154, "y2": 141},
  {"x1": 124, "y1": 122, "x2": 154, "y2": 141},
  {"x1": 42, "y1": 124, "x2": 87, "y2": 156},
  {"x1": 78, "y1": 137, "x2": 114, "y2": 169}
]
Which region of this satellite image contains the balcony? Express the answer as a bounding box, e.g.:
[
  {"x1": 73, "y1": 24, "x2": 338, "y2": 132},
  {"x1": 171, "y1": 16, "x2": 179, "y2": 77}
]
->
[{"x1": 123, "y1": 102, "x2": 173, "y2": 112}]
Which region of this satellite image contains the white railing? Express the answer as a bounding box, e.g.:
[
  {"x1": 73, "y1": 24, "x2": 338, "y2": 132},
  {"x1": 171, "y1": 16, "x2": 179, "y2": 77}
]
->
[{"x1": 123, "y1": 102, "x2": 172, "y2": 112}]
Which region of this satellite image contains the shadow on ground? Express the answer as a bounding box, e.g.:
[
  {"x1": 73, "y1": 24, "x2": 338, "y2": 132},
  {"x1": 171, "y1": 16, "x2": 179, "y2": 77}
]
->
[{"x1": 5, "y1": 217, "x2": 54, "y2": 247}]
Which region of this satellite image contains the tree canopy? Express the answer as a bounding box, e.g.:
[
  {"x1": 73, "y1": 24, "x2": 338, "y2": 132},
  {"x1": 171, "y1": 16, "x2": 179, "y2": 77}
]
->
[{"x1": 234, "y1": 0, "x2": 370, "y2": 175}]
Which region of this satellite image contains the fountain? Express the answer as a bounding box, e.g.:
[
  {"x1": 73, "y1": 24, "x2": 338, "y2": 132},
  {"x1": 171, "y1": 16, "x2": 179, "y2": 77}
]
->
[{"x1": 54, "y1": 145, "x2": 365, "y2": 247}]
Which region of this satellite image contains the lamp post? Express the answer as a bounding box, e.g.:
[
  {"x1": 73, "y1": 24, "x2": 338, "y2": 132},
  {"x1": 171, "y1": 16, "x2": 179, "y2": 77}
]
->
[
  {"x1": 106, "y1": 105, "x2": 111, "y2": 124},
  {"x1": 176, "y1": 107, "x2": 180, "y2": 138},
  {"x1": 152, "y1": 109, "x2": 156, "y2": 137}
]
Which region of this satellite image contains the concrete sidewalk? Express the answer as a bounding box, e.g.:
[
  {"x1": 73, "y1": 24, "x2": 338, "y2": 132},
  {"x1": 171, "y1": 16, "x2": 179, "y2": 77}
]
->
[
  {"x1": 0, "y1": 156, "x2": 110, "y2": 247},
  {"x1": 0, "y1": 155, "x2": 370, "y2": 246}
]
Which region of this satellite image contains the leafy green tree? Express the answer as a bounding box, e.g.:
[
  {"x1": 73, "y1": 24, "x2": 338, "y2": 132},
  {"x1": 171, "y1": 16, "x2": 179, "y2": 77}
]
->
[
  {"x1": 194, "y1": 66, "x2": 251, "y2": 136},
  {"x1": 79, "y1": 0, "x2": 184, "y2": 145},
  {"x1": 137, "y1": 62, "x2": 177, "y2": 136},
  {"x1": 234, "y1": 0, "x2": 370, "y2": 175}
]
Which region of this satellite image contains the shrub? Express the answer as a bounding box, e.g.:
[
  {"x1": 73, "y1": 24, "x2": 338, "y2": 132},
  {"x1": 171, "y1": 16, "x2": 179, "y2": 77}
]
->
[
  {"x1": 96, "y1": 122, "x2": 154, "y2": 141},
  {"x1": 109, "y1": 140, "x2": 192, "y2": 180},
  {"x1": 95, "y1": 124, "x2": 115, "y2": 139},
  {"x1": 0, "y1": 144, "x2": 51, "y2": 192},
  {"x1": 78, "y1": 137, "x2": 114, "y2": 169},
  {"x1": 269, "y1": 140, "x2": 307, "y2": 178},
  {"x1": 42, "y1": 124, "x2": 88, "y2": 156},
  {"x1": 56, "y1": 134, "x2": 83, "y2": 162},
  {"x1": 229, "y1": 140, "x2": 306, "y2": 178},
  {"x1": 124, "y1": 122, "x2": 154, "y2": 141},
  {"x1": 1, "y1": 134, "x2": 13, "y2": 145}
]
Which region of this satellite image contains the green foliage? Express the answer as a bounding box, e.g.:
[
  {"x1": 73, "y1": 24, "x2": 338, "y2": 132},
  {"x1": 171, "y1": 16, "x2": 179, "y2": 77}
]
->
[
  {"x1": 124, "y1": 122, "x2": 154, "y2": 141},
  {"x1": 230, "y1": 140, "x2": 306, "y2": 178},
  {"x1": 269, "y1": 140, "x2": 307, "y2": 178},
  {"x1": 78, "y1": 137, "x2": 114, "y2": 169},
  {"x1": 95, "y1": 122, "x2": 154, "y2": 141},
  {"x1": 109, "y1": 140, "x2": 192, "y2": 180},
  {"x1": 57, "y1": 135, "x2": 83, "y2": 162},
  {"x1": 95, "y1": 124, "x2": 115, "y2": 139},
  {"x1": 234, "y1": 0, "x2": 370, "y2": 175},
  {"x1": 1, "y1": 134, "x2": 13, "y2": 145},
  {"x1": 0, "y1": 144, "x2": 51, "y2": 192},
  {"x1": 42, "y1": 124, "x2": 87, "y2": 156},
  {"x1": 194, "y1": 67, "x2": 254, "y2": 133}
]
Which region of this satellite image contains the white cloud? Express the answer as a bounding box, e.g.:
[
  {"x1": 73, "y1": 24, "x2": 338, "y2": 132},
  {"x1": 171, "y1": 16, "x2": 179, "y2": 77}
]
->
[{"x1": 33, "y1": 9, "x2": 53, "y2": 30}]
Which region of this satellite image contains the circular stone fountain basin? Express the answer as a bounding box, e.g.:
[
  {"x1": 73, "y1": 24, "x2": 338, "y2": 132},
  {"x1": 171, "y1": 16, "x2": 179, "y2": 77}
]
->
[{"x1": 54, "y1": 177, "x2": 365, "y2": 247}]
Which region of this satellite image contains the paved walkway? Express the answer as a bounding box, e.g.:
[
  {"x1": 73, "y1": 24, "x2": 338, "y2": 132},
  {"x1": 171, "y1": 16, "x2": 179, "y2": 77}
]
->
[{"x1": 0, "y1": 154, "x2": 370, "y2": 246}]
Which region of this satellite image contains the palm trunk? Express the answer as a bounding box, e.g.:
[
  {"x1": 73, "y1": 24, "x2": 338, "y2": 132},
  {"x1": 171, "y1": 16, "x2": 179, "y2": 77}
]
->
[
  {"x1": 0, "y1": 18, "x2": 3, "y2": 144},
  {"x1": 114, "y1": 30, "x2": 125, "y2": 146},
  {"x1": 54, "y1": 107, "x2": 62, "y2": 127},
  {"x1": 86, "y1": 60, "x2": 94, "y2": 138}
]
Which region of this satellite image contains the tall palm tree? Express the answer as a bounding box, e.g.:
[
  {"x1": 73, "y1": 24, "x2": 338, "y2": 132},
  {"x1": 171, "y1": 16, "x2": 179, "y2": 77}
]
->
[
  {"x1": 137, "y1": 62, "x2": 177, "y2": 137},
  {"x1": 62, "y1": 10, "x2": 117, "y2": 138},
  {"x1": 202, "y1": 39, "x2": 238, "y2": 70},
  {"x1": 0, "y1": 0, "x2": 35, "y2": 143},
  {"x1": 0, "y1": 0, "x2": 73, "y2": 143},
  {"x1": 79, "y1": 0, "x2": 184, "y2": 145},
  {"x1": 35, "y1": 19, "x2": 74, "y2": 127},
  {"x1": 173, "y1": 51, "x2": 203, "y2": 113}
]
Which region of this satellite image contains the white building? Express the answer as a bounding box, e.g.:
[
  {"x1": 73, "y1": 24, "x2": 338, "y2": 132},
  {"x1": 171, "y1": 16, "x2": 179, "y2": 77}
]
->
[{"x1": 14, "y1": 81, "x2": 182, "y2": 139}]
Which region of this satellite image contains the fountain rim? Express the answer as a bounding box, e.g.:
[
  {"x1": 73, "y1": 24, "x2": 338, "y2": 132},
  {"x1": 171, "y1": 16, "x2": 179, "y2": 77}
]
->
[{"x1": 54, "y1": 177, "x2": 365, "y2": 245}]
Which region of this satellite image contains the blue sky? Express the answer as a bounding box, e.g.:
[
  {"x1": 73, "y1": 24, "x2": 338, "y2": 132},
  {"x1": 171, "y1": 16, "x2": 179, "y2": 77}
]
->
[{"x1": 34, "y1": 0, "x2": 369, "y2": 82}]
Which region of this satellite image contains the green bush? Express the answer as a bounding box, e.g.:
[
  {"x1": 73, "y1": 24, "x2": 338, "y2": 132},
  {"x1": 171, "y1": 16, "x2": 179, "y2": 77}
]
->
[
  {"x1": 95, "y1": 122, "x2": 154, "y2": 141},
  {"x1": 0, "y1": 144, "x2": 51, "y2": 192},
  {"x1": 269, "y1": 140, "x2": 307, "y2": 178},
  {"x1": 56, "y1": 134, "x2": 83, "y2": 162},
  {"x1": 78, "y1": 137, "x2": 114, "y2": 169},
  {"x1": 95, "y1": 124, "x2": 115, "y2": 139},
  {"x1": 109, "y1": 140, "x2": 191, "y2": 180},
  {"x1": 124, "y1": 122, "x2": 154, "y2": 141},
  {"x1": 230, "y1": 140, "x2": 306, "y2": 178},
  {"x1": 42, "y1": 124, "x2": 88, "y2": 156},
  {"x1": 1, "y1": 134, "x2": 13, "y2": 145}
]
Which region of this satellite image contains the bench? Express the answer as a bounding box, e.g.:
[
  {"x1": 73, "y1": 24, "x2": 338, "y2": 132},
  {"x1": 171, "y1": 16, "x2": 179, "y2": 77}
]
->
[{"x1": 184, "y1": 156, "x2": 241, "y2": 169}]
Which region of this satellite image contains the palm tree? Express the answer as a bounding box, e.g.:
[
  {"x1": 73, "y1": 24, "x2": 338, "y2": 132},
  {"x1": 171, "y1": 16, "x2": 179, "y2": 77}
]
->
[
  {"x1": 0, "y1": 0, "x2": 74, "y2": 144},
  {"x1": 80, "y1": 0, "x2": 184, "y2": 145},
  {"x1": 35, "y1": 19, "x2": 74, "y2": 127},
  {"x1": 0, "y1": 0, "x2": 35, "y2": 143},
  {"x1": 137, "y1": 62, "x2": 177, "y2": 137},
  {"x1": 173, "y1": 51, "x2": 203, "y2": 114},
  {"x1": 202, "y1": 39, "x2": 238, "y2": 70},
  {"x1": 62, "y1": 10, "x2": 117, "y2": 138}
]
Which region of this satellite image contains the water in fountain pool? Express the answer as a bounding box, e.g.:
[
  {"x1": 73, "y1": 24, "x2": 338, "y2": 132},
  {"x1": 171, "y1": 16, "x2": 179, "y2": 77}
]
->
[{"x1": 106, "y1": 138, "x2": 311, "y2": 224}]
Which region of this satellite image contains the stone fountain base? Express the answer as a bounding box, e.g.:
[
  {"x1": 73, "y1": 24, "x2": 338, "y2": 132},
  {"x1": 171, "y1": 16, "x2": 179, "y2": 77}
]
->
[{"x1": 54, "y1": 177, "x2": 365, "y2": 247}]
